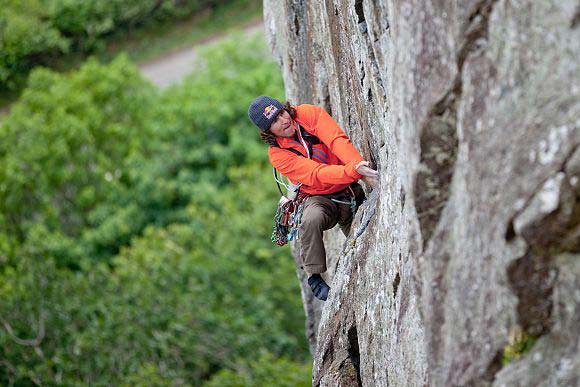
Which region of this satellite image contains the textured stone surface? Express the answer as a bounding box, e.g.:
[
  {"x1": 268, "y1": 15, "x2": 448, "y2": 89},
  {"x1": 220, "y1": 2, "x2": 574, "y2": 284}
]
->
[{"x1": 264, "y1": 0, "x2": 580, "y2": 385}]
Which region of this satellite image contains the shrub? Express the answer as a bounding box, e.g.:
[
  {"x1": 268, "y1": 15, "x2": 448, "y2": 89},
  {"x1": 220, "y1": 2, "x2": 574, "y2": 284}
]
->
[{"x1": 0, "y1": 33, "x2": 309, "y2": 385}]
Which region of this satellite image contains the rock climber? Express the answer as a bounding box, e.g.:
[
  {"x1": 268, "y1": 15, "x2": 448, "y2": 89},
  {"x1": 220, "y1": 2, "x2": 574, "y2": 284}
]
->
[{"x1": 247, "y1": 96, "x2": 379, "y2": 301}]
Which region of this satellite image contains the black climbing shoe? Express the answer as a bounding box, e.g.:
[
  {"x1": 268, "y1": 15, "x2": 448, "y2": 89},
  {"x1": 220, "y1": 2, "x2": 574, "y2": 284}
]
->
[{"x1": 308, "y1": 274, "x2": 330, "y2": 301}]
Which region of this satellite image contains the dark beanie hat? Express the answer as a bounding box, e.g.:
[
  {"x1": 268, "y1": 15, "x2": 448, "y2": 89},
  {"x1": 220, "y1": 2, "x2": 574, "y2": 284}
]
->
[{"x1": 247, "y1": 95, "x2": 284, "y2": 131}]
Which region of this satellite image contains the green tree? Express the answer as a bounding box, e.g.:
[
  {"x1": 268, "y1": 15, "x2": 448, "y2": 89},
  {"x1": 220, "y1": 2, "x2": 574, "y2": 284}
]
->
[
  {"x1": 0, "y1": 34, "x2": 310, "y2": 385},
  {"x1": 0, "y1": 0, "x2": 70, "y2": 89},
  {"x1": 0, "y1": 54, "x2": 156, "y2": 267},
  {"x1": 0, "y1": 0, "x2": 254, "y2": 90},
  {"x1": 204, "y1": 351, "x2": 312, "y2": 387}
]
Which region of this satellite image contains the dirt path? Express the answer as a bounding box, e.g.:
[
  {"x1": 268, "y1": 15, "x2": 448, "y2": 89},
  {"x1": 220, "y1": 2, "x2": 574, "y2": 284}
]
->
[{"x1": 139, "y1": 20, "x2": 264, "y2": 88}]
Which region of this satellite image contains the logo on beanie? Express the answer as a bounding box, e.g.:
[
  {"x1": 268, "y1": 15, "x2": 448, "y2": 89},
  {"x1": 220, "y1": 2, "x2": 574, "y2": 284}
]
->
[{"x1": 263, "y1": 104, "x2": 278, "y2": 119}]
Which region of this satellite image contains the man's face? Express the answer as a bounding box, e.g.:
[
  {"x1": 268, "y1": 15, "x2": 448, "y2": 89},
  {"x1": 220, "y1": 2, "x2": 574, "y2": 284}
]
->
[{"x1": 269, "y1": 110, "x2": 294, "y2": 138}]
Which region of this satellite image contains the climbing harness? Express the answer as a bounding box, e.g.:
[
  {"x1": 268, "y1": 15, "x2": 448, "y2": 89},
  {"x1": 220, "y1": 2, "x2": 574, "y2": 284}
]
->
[
  {"x1": 270, "y1": 123, "x2": 317, "y2": 246},
  {"x1": 269, "y1": 123, "x2": 361, "y2": 245},
  {"x1": 328, "y1": 185, "x2": 358, "y2": 215}
]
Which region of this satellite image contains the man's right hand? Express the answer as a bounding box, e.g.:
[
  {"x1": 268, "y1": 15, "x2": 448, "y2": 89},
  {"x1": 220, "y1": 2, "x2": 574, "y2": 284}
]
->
[{"x1": 355, "y1": 161, "x2": 379, "y2": 188}]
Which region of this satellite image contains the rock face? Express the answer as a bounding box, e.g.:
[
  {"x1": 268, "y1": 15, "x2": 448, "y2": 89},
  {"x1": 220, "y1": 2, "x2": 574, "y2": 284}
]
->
[{"x1": 263, "y1": 0, "x2": 579, "y2": 386}]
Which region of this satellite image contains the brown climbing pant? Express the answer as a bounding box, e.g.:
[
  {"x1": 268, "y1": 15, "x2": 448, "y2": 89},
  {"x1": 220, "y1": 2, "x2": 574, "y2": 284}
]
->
[{"x1": 299, "y1": 183, "x2": 365, "y2": 276}]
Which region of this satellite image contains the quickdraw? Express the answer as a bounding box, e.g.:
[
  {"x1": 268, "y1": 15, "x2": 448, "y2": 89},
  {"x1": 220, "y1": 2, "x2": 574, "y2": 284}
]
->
[{"x1": 271, "y1": 192, "x2": 309, "y2": 246}]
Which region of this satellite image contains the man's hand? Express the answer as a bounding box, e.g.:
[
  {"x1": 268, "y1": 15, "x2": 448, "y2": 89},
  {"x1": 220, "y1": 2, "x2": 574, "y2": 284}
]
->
[{"x1": 355, "y1": 161, "x2": 379, "y2": 188}]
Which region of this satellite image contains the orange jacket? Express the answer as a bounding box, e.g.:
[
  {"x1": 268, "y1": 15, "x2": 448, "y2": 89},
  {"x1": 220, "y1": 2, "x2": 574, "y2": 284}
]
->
[{"x1": 268, "y1": 104, "x2": 364, "y2": 195}]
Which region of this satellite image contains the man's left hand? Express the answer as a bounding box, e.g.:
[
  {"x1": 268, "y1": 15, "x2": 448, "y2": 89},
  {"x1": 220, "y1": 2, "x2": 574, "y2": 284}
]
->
[{"x1": 355, "y1": 161, "x2": 379, "y2": 188}]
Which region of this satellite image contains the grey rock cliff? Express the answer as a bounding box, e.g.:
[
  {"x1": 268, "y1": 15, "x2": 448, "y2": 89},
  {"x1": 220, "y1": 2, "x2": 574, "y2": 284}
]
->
[{"x1": 264, "y1": 0, "x2": 580, "y2": 385}]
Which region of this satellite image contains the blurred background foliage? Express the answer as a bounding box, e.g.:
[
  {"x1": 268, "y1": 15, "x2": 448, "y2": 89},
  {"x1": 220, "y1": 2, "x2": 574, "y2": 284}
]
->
[
  {"x1": 0, "y1": 2, "x2": 311, "y2": 384},
  {"x1": 0, "y1": 0, "x2": 261, "y2": 94}
]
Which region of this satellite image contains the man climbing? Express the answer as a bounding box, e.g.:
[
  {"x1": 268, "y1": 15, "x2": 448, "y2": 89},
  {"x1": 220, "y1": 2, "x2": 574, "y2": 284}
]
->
[{"x1": 248, "y1": 96, "x2": 379, "y2": 301}]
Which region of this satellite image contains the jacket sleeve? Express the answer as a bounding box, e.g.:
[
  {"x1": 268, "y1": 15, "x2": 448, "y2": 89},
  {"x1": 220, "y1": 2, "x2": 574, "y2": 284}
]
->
[
  {"x1": 269, "y1": 147, "x2": 361, "y2": 186},
  {"x1": 298, "y1": 104, "x2": 365, "y2": 166}
]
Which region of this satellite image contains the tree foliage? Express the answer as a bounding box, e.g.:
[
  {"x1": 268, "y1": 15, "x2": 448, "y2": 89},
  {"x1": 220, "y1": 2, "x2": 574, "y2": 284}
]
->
[
  {"x1": 0, "y1": 54, "x2": 157, "y2": 268},
  {"x1": 0, "y1": 0, "x2": 243, "y2": 90},
  {"x1": 0, "y1": 34, "x2": 309, "y2": 385},
  {"x1": 204, "y1": 351, "x2": 312, "y2": 387}
]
